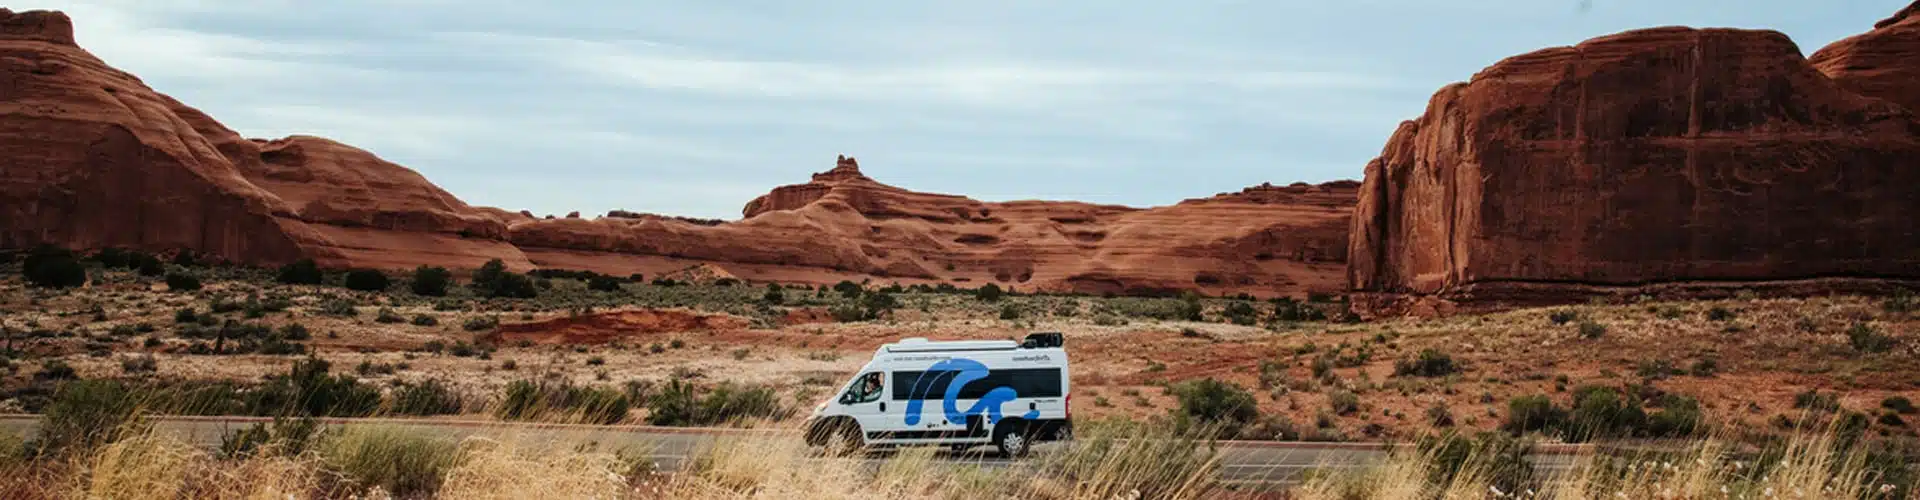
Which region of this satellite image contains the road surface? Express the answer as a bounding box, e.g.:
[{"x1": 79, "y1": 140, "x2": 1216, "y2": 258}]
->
[{"x1": 0, "y1": 414, "x2": 1584, "y2": 487}]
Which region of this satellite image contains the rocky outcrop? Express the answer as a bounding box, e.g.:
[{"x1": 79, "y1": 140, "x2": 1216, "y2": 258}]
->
[
  {"x1": 1810, "y1": 2, "x2": 1920, "y2": 112},
  {"x1": 0, "y1": 9, "x2": 530, "y2": 271},
  {"x1": 1350, "y1": 13, "x2": 1920, "y2": 313},
  {"x1": 510, "y1": 157, "x2": 1356, "y2": 297},
  {"x1": 0, "y1": 8, "x2": 1355, "y2": 297}
]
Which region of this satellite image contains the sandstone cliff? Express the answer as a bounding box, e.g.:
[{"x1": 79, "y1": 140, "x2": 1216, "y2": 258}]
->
[{"x1": 1349, "y1": 8, "x2": 1920, "y2": 314}]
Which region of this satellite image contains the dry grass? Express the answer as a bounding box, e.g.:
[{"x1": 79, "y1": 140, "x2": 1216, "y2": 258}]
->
[{"x1": 1300, "y1": 423, "x2": 1916, "y2": 500}]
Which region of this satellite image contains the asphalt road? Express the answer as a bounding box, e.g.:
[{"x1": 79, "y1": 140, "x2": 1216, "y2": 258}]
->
[{"x1": 0, "y1": 414, "x2": 1583, "y2": 487}]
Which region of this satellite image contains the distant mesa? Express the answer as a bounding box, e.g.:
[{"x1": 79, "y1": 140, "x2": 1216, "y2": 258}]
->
[{"x1": 0, "y1": 7, "x2": 1357, "y2": 298}]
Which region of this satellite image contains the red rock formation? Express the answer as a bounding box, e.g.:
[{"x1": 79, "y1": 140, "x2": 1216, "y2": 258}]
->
[
  {"x1": 0, "y1": 9, "x2": 314, "y2": 264},
  {"x1": 0, "y1": 8, "x2": 1354, "y2": 297},
  {"x1": 1350, "y1": 15, "x2": 1920, "y2": 313},
  {"x1": 1810, "y1": 2, "x2": 1920, "y2": 112},
  {"x1": 0, "y1": 9, "x2": 530, "y2": 270},
  {"x1": 510, "y1": 156, "x2": 1355, "y2": 297}
]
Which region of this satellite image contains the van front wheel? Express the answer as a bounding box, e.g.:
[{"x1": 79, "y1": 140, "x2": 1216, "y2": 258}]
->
[
  {"x1": 825, "y1": 422, "x2": 865, "y2": 457},
  {"x1": 994, "y1": 422, "x2": 1030, "y2": 458}
]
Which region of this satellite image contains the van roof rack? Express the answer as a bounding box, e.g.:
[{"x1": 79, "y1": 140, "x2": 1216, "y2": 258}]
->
[{"x1": 1020, "y1": 332, "x2": 1064, "y2": 349}]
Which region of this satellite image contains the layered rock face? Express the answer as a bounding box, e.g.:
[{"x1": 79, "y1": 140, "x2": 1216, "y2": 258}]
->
[
  {"x1": 1350, "y1": 10, "x2": 1920, "y2": 313},
  {"x1": 0, "y1": 8, "x2": 528, "y2": 271},
  {"x1": 0, "y1": 8, "x2": 1354, "y2": 297},
  {"x1": 510, "y1": 157, "x2": 1355, "y2": 297}
]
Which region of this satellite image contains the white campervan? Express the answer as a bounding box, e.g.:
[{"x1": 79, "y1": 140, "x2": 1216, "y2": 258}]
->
[{"x1": 803, "y1": 332, "x2": 1072, "y2": 457}]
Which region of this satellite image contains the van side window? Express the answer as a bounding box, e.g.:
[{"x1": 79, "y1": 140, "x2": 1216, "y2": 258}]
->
[
  {"x1": 844, "y1": 372, "x2": 884, "y2": 404},
  {"x1": 892, "y1": 368, "x2": 1062, "y2": 401}
]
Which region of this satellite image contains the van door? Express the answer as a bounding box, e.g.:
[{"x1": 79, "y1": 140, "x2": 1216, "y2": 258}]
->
[{"x1": 838, "y1": 371, "x2": 892, "y2": 442}]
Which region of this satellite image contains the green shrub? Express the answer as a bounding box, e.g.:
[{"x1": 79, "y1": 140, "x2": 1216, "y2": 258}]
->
[
  {"x1": 1392, "y1": 349, "x2": 1458, "y2": 377},
  {"x1": 319, "y1": 426, "x2": 458, "y2": 498},
  {"x1": 22, "y1": 245, "x2": 87, "y2": 289},
  {"x1": 1427, "y1": 404, "x2": 1455, "y2": 427},
  {"x1": 251, "y1": 357, "x2": 382, "y2": 417},
  {"x1": 1176, "y1": 293, "x2": 1204, "y2": 321},
  {"x1": 495, "y1": 380, "x2": 630, "y2": 424},
  {"x1": 164, "y1": 271, "x2": 202, "y2": 292},
  {"x1": 410, "y1": 314, "x2": 439, "y2": 327},
  {"x1": 1847, "y1": 323, "x2": 1896, "y2": 353},
  {"x1": 1169, "y1": 378, "x2": 1258, "y2": 437},
  {"x1": 976, "y1": 283, "x2": 1004, "y2": 302},
  {"x1": 1270, "y1": 297, "x2": 1327, "y2": 322},
  {"x1": 220, "y1": 416, "x2": 318, "y2": 458},
  {"x1": 1885, "y1": 291, "x2": 1916, "y2": 315},
  {"x1": 1502, "y1": 395, "x2": 1566, "y2": 435},
  {"x1": 134, "y1": 253, "x2": 165, "y2": 276},
  {"x1": 1635, "y1": 359, "x2": 1681, "y2": 380},
  {"x1": 90, "y1": 247, "x2": 132, "y2": 268},
  {"x1": 462, "y1": 315, "x2": 499, "y2": 332},
  {"x1": 343, "y1": 269, "x2": 390, "y2": 292},
  {"x1": 643, "y1": 380, "x2": 787, "y2": 426},
  {"x1": 1882, "y1": 396, "x2": 1917, "y2": 414},
  {"x1": 1328, "y1": 390, "x2": 1360, "y2": 416},
  {"x1": 409, "y1": 266, "x2": 452, "y2": 296},
  {"x1": 999, "y1": 303, "x2": 1022, "y2": 320},
  {"x1": 41, "y1": 379, "x2": 143, "y2": 454},
  {"x1": 374, "y1": 308, "x2": 405, "y2": 324},
  {"x1": 1707, "y1": 307, "x2": 1735, "y2": 321},
  {"x1": 275, "y1": 259, "x2": 324, "y2": 285},
  {"x1": 1548, "y1": 310, "x2": 1578, "y2": 325},
  {"x1": 761, "y1": 283, "x2": 785, "y2": 304},
  {"x1": 1577, "y1": 320, "x2": 1607, "y2": 340},
  {"x1": 586, "y1": 275, "x2": 623, "y2": 292},
  {"x1": 174, "y1": 307, "x2": 199, "y2": 324},
  {"x1": 1221, "y1": 301, "x2": 1258, "y2": 325},
  {"x1": 389, "y1": 379, "x2": 464, "y2": 416},
  {"x1": 1565, "y1": 386, "x2": 1645, "y2": 442},
  {"x1": 35, "y1": 359, "x2": 77, "y2": 381},
  {"x1": 1416, "y1": 432, "x2": 1537, "y2": 495},
  {"x1": 1688, "y1": 358, "x2": 1718, "y2": 377},
  {"x1": 280, "y1": 323, "x2": 311, "y2": 341},
  {"x1": 1646, "y1": 395, "x2": 1702, "y2": 438},
  {"x1": 471, "y1": 259, "x2": 537, "y2": 298},
  {"x1": 1794, "y1": 389, "x2": 1841, "y2": 413}
]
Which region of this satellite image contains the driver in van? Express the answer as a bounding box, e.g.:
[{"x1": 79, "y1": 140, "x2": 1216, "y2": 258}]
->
[{"x1": 860, "y1": 374, "x2": 881, "y2": 398}]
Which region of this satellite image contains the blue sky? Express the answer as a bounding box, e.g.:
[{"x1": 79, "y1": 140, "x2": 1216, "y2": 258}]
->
[{"x1": 24, "y1": 0, "x2": 1909, "y2": 219}]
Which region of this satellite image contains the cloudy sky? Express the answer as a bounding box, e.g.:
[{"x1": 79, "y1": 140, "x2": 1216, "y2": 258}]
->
[{"x1": 19, "y1": 0, "x2": 1908, "y2": 219}]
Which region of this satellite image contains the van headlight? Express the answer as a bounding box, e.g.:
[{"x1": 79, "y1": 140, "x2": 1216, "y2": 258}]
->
[{"x1": 812, "y1": 402, "x2": 828, "y2": 414}]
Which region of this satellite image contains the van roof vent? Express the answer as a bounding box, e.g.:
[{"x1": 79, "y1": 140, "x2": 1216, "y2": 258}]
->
[{"x1": 1021, "y1": 332, "x2": 1064, "y2": 349}]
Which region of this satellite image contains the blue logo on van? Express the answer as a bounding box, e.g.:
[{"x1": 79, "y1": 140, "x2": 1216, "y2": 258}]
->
[{"x1": 903, "y1": 358, "x2": 1040, "y2": 426}]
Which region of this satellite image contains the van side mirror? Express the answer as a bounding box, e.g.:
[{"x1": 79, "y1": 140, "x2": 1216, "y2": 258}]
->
[{"x1": 838, "y1": 393, "x2": 853, "y2": 405}]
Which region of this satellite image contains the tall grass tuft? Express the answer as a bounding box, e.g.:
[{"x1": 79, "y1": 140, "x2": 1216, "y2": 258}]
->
[
  {"x1": 317, "y1": 425, "x2": 460, "y2": 498},
  {"x1": 438, "y1": 437, "x2": 629, "y2": 499}
]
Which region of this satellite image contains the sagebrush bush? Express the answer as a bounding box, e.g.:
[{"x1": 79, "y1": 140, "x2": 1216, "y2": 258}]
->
[
  {"x1": 410, "y1": 265, "x2": 452, "y2": 296},
  {"x1": 1393, "y1": 349, "x2": 1458, "y2": 377},
  {"x1": 495, "y1": 380, "x2": 630, "y2": 424},
  {"x1": 390, "y1": 379, "x2": 465, "y2": 416},
  {"x1": 275, "y1": 259, "x2": 324, "y2": 285},
  {"x1": 375, "y1": 308, "x2": 405, "y2": 324},
  {"x1": 22, "y1": 245, "x2": 86, "y2": 289},
  {"x1": 410, "y1": 314, "x2": 439, "y2": 327},
  {"x1": 1169, "y1": 378, "x2": 1258, "y2": 437},
  {"x1": 343, "y1": 269, "x2": 391, "y2": 292},
  {"x1": 462, "y1": 315, "x2": 499, "y2": 332},
  {"x1": 645, "y1": 380, "x2": 788, "y2": 426},
  {"x1": 1503, "y1": 395, "x2": 1565, "y2": 435},
  {"x1": 164, "y1": 271, "x2": 202, "y2": 292},
  {"x1": 1847, "y1": 322, "x2": 1896, "y2": 353}
]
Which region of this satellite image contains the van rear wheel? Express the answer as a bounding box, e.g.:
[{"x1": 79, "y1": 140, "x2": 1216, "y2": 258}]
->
[{"x1": 994, "y1": 422, "x2": 1030, "y2": 458}]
